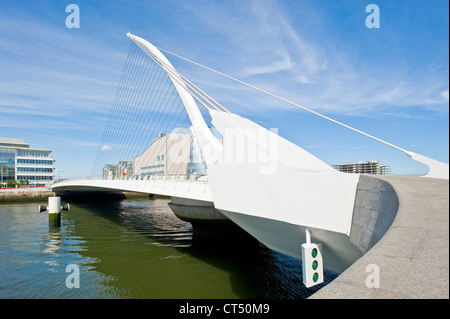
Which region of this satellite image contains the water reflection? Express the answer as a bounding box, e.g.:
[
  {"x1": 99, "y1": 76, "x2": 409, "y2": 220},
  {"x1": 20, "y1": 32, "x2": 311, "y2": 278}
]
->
[{"x1": 42, "y1": 229, "x2": 61, "y2": 255}]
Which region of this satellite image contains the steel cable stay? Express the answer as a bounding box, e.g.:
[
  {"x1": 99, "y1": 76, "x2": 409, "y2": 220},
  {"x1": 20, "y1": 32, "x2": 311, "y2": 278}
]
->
[
  {"x1": 136, "y1": 80, "x2": 191, "y2": 179},
  {"x1": 94, "y1": 43, "x2": 147, "y2": 177},
  {"x1": 113, "y1": 60, "x2": 169, "y2": 169},
  {"x1": 92, "y1": 43, "x2": 149, "y2": 177},
  {"x1": 90, "y1": 42, "x2": 135, "y2": 178},
  {"x1": 117, "y1": 61, "x2": 164, "y2": 171},
  {"x1": 109, "y1": 45, "x2": 155, "y2": 170},
  {"x1": 155, "y1": 46, "x2": 409, "y2": 153},
  {"x1": 91, "y1": 40, "x2": 197, "y2": 180},
  {"x1": 111, "y1": 48, "x2": 155, "y2": 170},
  {"x1": 128, "y1": 46, "x2": 193, "y2": 179},
  {"x1": 129, "y1": 76, "x2": 182, "y2": 177},
  {"x1": 130, "y1": 39, "x2": 230, "y2": 114}
]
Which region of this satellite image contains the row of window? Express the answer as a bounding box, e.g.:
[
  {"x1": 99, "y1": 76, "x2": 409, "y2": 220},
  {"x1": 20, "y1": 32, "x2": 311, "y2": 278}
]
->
[
  {"x1": 157, "y1": 155, "x2": 165, "y2": 161},
  {"x1": 17, "y1": 167, "x2": 53, "y2": 173},
  {"x1": 142, "y1": 164, "x2": 164, "y2": 170},
  {"x1": 141, "y1": 171, "x2": 165, "y2": 177},
  {"x1": 17, "y1": 152, "x2": 51, "y2": 158},
  {"x1": 17, "y1": 176, "x2": 53, "y2": 181},
  {"x1": 17, "y1": 159, "x2": 53, "y2": 165}
]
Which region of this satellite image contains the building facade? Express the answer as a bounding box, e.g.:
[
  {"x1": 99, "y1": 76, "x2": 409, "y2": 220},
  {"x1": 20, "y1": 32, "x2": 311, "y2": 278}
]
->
[
  {"x1": 0, "y1": 137, "x2": 55, "y2": 185},
  {"x1": 101, "y1": 126, "x2": 210, "y2": 180},
  {"x1": 332, "y1": 160, "x2": 391, "y2": 175},
  {"x1": 133, "y1": 126, "x2": 207, "y2": 179}
]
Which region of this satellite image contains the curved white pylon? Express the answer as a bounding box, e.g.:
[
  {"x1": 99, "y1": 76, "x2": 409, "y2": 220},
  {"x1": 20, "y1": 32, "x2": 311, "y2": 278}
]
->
[
  {"x1": 126, "y1": 33, "x2": 222, "y2": 167},
  {"x1": 405, "y1": 151, "x2": 449, "y2": 179}
]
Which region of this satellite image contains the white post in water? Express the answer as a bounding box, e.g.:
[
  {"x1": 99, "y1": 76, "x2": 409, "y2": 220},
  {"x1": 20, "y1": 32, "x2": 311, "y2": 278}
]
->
[
  {"x1": 48, "y1": 197, "x2": 61, "y2": 227},
  {"x1": 39, "y1": 196, "x2": 70, "y2": 227}
]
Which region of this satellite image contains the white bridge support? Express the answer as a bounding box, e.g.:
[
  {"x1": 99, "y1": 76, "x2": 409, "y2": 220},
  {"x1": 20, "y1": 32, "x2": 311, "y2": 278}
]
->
[{"x1": 207, "y1": 110, "x2": 363, "y2": 272}]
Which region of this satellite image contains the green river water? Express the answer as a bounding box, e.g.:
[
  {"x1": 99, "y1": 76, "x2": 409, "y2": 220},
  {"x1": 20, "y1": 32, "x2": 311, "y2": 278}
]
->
[{"x1": 0, "y1": 197, "x2": 337, "y2": 299}]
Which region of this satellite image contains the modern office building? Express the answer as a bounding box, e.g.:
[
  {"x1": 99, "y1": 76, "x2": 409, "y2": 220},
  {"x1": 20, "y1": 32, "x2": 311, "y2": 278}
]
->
[
  {"x1": 0, "y1": 137, "x2": 55, "y2": 185},
  {"x1": 332, "y1": 160, "x2": 391, "y2": 175}
]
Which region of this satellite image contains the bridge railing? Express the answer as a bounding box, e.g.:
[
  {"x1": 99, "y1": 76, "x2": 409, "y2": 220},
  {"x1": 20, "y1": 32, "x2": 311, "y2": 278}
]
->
[
  {"x1": 80, "y1": 173, "x2": 208, "y2": 183},
  {"x1": 53, "y1": 173, "x2": 212, "y2": 200}
]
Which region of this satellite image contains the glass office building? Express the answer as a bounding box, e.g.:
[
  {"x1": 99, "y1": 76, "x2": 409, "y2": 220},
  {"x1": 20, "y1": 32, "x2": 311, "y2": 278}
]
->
[{"x1": 0, "y1": 137, "x2": 55, "y2": 185}]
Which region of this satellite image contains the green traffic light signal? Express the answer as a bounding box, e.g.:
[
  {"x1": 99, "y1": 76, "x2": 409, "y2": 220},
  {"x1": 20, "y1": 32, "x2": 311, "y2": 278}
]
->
[{"x1": 313, "y1": 272, "x2": 319, "y2": 282}]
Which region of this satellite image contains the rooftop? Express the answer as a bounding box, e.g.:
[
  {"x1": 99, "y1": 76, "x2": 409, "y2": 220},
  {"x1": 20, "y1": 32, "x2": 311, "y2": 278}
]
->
[
  {"x1": 0, "y1": 137, "x2": 52, "y2": 152},
  {"x1": 0, "y1": 137, "x2": 29, "y2": 149}
]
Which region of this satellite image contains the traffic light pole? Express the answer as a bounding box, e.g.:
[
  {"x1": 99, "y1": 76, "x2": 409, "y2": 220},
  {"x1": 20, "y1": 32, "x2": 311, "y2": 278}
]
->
[{"x1": 302, "y1": 228, "x2": 324, "y2": 288}]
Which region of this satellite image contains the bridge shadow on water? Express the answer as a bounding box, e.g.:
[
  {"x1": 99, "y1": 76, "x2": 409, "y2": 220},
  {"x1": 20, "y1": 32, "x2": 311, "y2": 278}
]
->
[{"x1": 59, "y1": 193, "x2": 338, "y2": 299}]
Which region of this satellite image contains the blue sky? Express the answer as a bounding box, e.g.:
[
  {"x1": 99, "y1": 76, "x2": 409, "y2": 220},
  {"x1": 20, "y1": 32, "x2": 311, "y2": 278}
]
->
[{"x1": 0, "y1": 0, "x2": 448, "y2": 179}]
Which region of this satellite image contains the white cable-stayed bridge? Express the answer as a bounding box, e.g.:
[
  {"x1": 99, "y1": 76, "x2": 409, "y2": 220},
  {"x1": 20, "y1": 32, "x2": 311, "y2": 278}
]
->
[{"x1": 53, "y1": 33, "x2": 449, "y2": 287}]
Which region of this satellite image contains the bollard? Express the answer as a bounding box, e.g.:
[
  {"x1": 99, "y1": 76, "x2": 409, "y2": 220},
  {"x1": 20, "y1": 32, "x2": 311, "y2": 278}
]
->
[
  {"x1": 48, "y1": 197, "x2": 61, "y2": 227},
  {"x1": 39, "y1": 196, "x2": 70, "y2": 227}
]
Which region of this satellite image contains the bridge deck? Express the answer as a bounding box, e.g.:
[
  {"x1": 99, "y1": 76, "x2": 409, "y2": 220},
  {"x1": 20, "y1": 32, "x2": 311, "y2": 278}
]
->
[
  {"x1": 52, "y1": 178, "x2": 213, "y2": 202},
  {"x1": 310, "y1": 176, "x2": 449, "y2": 299}
]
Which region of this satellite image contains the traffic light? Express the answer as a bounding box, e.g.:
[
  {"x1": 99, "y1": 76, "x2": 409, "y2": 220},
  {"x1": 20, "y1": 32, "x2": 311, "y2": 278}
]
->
[{"x1": 301, "y1": 243, "x2": 324, "y2": 288}]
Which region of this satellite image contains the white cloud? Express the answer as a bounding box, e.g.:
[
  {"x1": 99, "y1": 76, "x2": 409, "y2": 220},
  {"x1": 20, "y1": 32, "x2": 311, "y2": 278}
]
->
[
  {"x1": 244, "y1": 55, "x2": 294, "y2": 76},
  {"x1": 101, "y1": 145, "x2": 112, "y2": 152},
  {"x1": 441, "y1": 90, "x2": 449, "y2": 102}
]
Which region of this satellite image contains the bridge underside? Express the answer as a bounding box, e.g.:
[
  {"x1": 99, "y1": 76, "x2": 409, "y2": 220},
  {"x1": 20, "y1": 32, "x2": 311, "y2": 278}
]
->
[
  {"x1": 54, "y1": 185, "x2": 128, "y2": 197},
  {"x1": 52, "y1": 179, "x2": 251, "y2": 239}
]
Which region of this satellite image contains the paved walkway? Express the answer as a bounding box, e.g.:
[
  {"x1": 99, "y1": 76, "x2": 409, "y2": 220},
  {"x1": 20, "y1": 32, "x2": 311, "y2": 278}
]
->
[{"x1": 310, "y1": 176, "x2": 449, "y2": 299}]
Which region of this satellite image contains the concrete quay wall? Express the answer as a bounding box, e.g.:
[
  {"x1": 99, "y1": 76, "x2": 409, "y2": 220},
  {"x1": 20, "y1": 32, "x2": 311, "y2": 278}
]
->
[
  {"x1": 0, "y1": 187, "x2": 55, "y2": 202},
  {"x1": 311, "y1": 175, "x2": 449, "y2": 299}
]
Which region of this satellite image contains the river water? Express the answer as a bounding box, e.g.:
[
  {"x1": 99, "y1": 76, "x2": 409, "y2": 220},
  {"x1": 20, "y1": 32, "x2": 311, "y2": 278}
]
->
[{"x1": 0, "y1": 197, "x2": 338, "y2": 299}]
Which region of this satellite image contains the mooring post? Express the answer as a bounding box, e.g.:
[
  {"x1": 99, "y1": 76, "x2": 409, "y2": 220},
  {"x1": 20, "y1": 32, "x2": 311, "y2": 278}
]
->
[{"x1": 39, "y1": 196, "x2": 70, "y2": 227}]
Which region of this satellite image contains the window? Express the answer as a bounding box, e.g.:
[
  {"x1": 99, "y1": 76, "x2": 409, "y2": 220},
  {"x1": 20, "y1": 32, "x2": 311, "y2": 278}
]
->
[
  {"x1": 0, "y1": 149, "x2": 15, "y2": 182},
  {"x1": 142, "y1": 164, "x2": 164, "y2": 170},
  {"x1": 161, "y1": 155, "x2": 164, "y2": 161},
  {"x1": 157, "y1": 155, "x2": 160, "y2": 161}
]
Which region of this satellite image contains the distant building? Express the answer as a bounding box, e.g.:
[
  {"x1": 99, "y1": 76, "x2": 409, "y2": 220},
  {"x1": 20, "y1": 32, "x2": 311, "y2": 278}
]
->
[
  {"x1": 102, "y1": 161, "x2": 132, "y2": 180},
  {"x1": 101, "y1": 126, "x2": 211, "y2": 180},
  {"x1": 133, "y1": 126, "x2": 207, "y2": 179},
  {"x1": 332, "y1": 161, "x2": 391, "y2": 175},
  {"x1": 0, "y1": 137, "x2": 55, "y2": 185}
]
